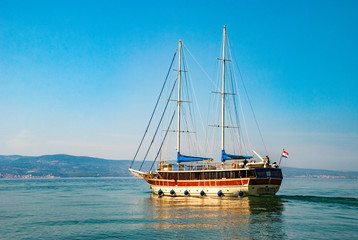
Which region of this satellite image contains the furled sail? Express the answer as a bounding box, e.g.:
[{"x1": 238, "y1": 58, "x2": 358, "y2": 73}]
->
[
  {"x1": 221, "y1": 150, "x2": 252, "y2": 162},
  {"x1": 177, "y1": 152, "x2": 212, "y2": 163}
]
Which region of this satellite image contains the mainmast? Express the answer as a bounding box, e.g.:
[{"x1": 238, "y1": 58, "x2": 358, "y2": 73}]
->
[
  {"x1": 177, "y1": 40, "x2": 182, "y2": 154},
  {"x1": 221, "y1": 26, "x2": 226, "y2": 152}
]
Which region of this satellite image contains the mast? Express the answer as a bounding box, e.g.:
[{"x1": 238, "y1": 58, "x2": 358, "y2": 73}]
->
[
  {"x1": 221, "y1": 26, "x2": 226, "y2": 152},
  {"x1": 177, "y1": 40, "x2": 182, "y2": 154}
]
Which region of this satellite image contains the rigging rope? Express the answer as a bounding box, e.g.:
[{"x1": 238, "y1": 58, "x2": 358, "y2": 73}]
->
[
  {"x1": 139, "y1": 76, "x2": 178, "y2": 171},
  {"x1": 130, "y1": 50, "x2": 177, "y2": 168},
  {"x1": 183, "y1": 49, "x2": 199, "y2": 156},
  {"x1": 227, "y1": 49, "x2": 243, "y2": 153},
  {"x1": 226, "y1": 38, "x2": 252, "y2": 155},
  {"x1": 183, "y1": 43, "x2": 219, "y2": 90},
  {"x1": 150, "y1": 107, "x2": 177, "y2": 171},
  {"x1": 227, "y1": 37, "x2": 268, "y2": 155},
  {"x1": 181, "y1": 50, "x2": 194, "y2": 154},
  {"x1": 183, "y1": 45, "x2": 209, "y2": 157}
]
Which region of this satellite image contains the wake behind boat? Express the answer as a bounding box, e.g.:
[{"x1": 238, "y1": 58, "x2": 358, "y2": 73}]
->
[{"x1": 129, "y1": 26, "x2": 284, "y2": 197}]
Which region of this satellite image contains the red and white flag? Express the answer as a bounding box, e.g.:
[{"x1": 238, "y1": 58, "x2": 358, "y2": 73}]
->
[{"x1": 282, "y1": 150, "x2": 289, "y2": 158}]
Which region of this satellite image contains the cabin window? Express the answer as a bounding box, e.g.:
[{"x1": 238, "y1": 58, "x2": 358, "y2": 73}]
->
[
  {"x1": 270, "y1": 169, "x2": 283, "y2": 178},
  {"x1": 255, "y1": 169, "x2": 283, "y2": 178},
  {"x1": 217, "y1": 171, "x2": 234, "y2": 179},
  {"x1": 255, "y1": 169, "x2": 267, "y2": 178},
  {"x1": 248, "y1": 170, "x2": 256, "y2": 177},
  {"x1": 178, "y1": 172, "x2": 189, "y2": 180}
]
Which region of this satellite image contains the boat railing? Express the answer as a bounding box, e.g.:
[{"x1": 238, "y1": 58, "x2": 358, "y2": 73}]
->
[{"x1": 160, "y1": 161, "x2": 249, "y2": 171}]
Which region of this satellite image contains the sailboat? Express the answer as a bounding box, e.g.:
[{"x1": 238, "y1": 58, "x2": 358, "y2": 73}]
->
[{"x1": 129, "y1": 26, "x2": 283, "y2": 197}]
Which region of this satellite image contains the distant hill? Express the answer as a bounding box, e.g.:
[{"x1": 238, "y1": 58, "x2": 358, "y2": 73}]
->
[
  {"x1": 0, "y1": 154, "x2": 133, "y2": 178},
  {"x1": 0, "y1": 154, "x2": 357, "y2": 179},
  {"x1": 281, "y1": 166, "x2": 358, "y2": 179}
]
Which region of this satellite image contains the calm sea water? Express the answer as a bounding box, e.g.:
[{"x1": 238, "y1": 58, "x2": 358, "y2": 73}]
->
[{"x1": 0, "y1": 177, "x2": 357, "y2": 239}]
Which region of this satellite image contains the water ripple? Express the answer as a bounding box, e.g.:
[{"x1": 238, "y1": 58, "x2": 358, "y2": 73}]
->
[{"x1": 278, "y1": 195, "x2": 358, "y2": 207}]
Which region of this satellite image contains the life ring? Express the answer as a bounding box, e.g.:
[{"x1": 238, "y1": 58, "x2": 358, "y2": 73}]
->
[{"x1": 231, "y1": 162, "x2": 236, "y2": 168}]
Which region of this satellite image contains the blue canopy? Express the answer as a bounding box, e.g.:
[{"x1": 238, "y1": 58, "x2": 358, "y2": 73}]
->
[
  {"x1": 177, "y1": 152, "x2": 212, "y2": 163},
  {"x1": 221, "y1": 150, "x2": 252, "y2": 162}
]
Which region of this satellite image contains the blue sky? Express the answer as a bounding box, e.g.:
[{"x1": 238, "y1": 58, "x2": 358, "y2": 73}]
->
[{"x1": 0, "y1": 0, "x2": 357, "y2": 171}]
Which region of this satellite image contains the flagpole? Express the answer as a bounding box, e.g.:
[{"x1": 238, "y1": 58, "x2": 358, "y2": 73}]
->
[{"x1": 278, "y1": 149, "x2": 284, "y2": 167}]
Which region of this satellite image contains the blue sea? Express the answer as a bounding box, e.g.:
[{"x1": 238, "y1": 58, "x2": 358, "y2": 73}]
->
[{"x1": 0, "y1": 177, "x2": 357, "y2": 239}]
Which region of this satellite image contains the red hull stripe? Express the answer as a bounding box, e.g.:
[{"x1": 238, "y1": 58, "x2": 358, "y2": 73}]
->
[{"x1": 146, "y1": 178, "x2": 250, "y2": 186}]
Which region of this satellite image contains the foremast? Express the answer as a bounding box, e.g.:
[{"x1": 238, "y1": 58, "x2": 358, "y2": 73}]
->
[
  {"x1": 177, "y1": 40, "x2": 182, "y2": 155},
  {"x1": 175, "y1": 40, "x2": 211, "y2": 163}
]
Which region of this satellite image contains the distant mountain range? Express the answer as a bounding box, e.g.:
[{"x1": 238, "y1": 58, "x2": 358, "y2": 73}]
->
[
  {"x1": 0, "y1": 154, "x2": 133, "y2": 178},
  {"x1": 0, "y1": 154, "x2": 357, "y2": 179}
]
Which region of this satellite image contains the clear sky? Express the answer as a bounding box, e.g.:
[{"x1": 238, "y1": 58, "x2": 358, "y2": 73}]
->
[{"x1": 0, "y1": 0, "x2": 357, "y2": 171}]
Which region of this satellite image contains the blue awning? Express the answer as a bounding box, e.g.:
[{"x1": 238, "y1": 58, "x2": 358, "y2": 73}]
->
[
  {"x1": 221, "y1": 150, "x2": 252, "y2": 162},
  {"x1": 177, "y1": 152, "x2": 212, "y2": 163}
]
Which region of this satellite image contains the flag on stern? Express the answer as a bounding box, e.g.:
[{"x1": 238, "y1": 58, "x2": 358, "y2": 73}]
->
[{"x1": 282, "y1": 150, "x2": 289, "y2": 158}]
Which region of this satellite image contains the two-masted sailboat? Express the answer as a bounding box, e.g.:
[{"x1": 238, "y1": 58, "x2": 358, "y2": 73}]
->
[{"x1": 129, "y1": 26, "x2": 283, "y2": 197}]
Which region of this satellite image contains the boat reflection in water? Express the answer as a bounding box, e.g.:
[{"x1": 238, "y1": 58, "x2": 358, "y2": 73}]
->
[{"x1": 145, "y1": 195, "x2": 286, "y2": 239}]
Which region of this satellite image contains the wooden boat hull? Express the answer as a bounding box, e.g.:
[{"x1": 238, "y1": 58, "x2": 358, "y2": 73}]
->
[{"x1": 145, "y1": 177, "x2": 282, "y2": 197}]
